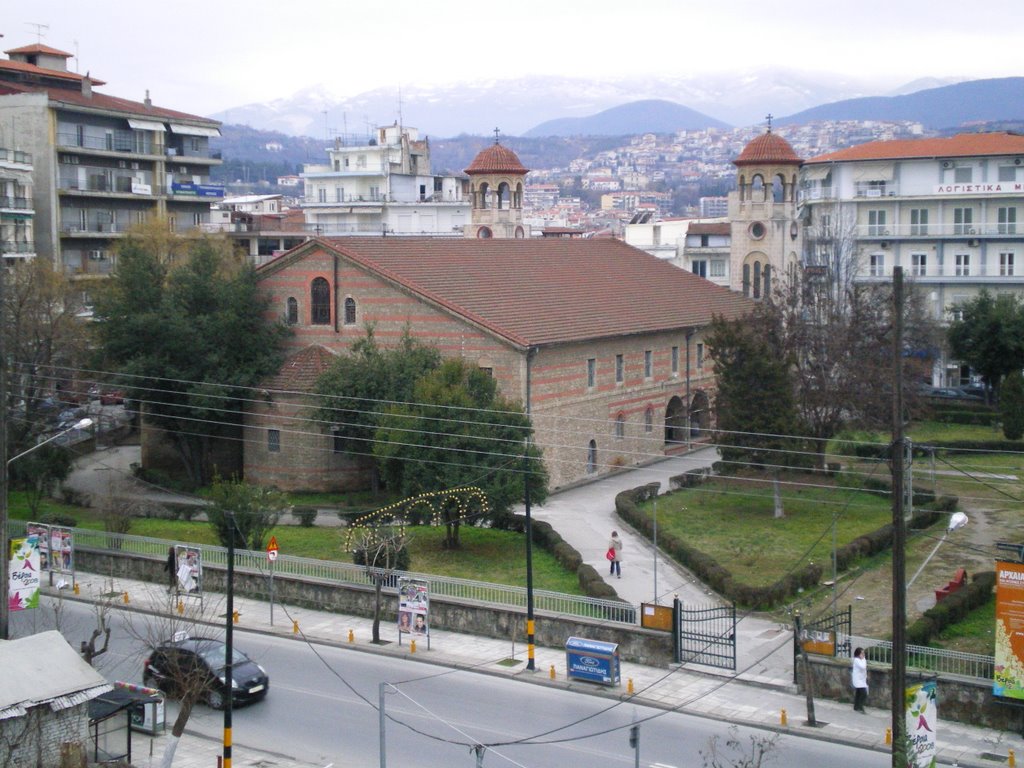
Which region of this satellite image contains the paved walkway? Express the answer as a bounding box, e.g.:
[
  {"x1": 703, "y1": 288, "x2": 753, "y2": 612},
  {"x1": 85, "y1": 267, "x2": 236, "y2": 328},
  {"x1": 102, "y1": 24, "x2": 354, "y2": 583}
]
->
[{"x1": 53, "y1": 571, "x2": 1020, "y2": 768}]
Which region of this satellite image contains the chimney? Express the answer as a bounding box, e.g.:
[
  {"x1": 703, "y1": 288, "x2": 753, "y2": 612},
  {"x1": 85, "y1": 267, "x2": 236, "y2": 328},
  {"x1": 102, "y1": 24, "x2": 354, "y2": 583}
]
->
[
  {"x1": 145, "y1": 89, "x2": 152, "y2": 107},
  {"x1": 81, "y1": 73, "x2": 92, "y2": 98}
]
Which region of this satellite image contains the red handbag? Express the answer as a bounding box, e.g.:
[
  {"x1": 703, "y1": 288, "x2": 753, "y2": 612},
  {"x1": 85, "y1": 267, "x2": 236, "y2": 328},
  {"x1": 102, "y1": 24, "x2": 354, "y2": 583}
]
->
[{"x1": 606, "y1": 547, "x2": 616, "y2": 561}]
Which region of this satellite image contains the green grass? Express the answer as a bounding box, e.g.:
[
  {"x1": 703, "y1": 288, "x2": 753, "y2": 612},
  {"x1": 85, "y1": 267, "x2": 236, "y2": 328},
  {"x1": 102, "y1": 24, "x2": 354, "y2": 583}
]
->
[
  {"x1": 932, "y1": 599, "x2": 996, "y2": 656},
  {"x1": 637, "y1": 471, "x2": 894, "y2": 587},
  {"x1": 6, "y1": 491, "x2": 583, "y2": 594}
]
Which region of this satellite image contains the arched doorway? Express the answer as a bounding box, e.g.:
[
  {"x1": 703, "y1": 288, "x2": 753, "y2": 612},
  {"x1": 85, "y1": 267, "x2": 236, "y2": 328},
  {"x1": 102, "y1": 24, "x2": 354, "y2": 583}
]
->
[
  {"x1": 586, "y1": 440, "x2": 597, "y2": 474},
  {"x1": 689, "y1": 390, "x2": 710, "y2": 438},
  {"x1": 665, "y1": 396, "x2": 686, "y2": 444}
]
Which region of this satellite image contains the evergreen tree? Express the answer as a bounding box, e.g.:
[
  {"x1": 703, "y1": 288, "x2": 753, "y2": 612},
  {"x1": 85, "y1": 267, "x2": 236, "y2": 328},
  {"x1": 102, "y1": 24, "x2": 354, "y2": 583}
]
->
[{"x1": 1001, "y1": 371, "x2": 1024, "y2": 441}]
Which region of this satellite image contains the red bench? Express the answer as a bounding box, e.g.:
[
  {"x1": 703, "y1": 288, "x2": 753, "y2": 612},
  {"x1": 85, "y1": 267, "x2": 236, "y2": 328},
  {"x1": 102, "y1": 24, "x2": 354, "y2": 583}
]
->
[{"x1": 935, "y1": 567, "x2": 967, "y2": 602}]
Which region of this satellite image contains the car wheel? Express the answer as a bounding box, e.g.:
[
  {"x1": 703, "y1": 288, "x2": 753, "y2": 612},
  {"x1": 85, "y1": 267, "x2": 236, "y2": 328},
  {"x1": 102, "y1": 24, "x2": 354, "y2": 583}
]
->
[{"x1": 207, "y1": 688, "x2": 226, "y2": 710}]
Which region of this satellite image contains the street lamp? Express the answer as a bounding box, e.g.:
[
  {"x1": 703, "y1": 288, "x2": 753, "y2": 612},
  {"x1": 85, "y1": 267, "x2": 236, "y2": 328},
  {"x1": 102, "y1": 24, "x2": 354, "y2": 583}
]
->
[
  {"x1": 1, "y1": 418, "x2": 93, "y2": 639},
  {"x1": 907, "y1": 512, "x2": 969, "y2": 589}
]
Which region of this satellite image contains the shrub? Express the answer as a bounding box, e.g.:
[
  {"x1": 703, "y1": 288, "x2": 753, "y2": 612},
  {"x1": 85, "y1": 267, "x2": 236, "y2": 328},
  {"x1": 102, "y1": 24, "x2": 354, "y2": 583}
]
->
[
  {"x1": 293, "y1": 506, "x2": 318, "y2": 527},
  {"x1": 39, "y1": 512, "x2": 78, "y2": 527},
  {"x1": 906, "y1": 571, "x2": 996, "y2": 646},
  {"x1": 1001, "y1": 372, "x2": 1024, "y2": 440}
]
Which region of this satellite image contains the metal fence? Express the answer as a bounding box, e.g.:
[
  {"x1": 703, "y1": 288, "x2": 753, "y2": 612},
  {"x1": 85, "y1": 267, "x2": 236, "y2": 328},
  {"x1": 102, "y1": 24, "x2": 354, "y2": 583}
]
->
[
  {"x1": 863, "y1": 639, "x2": 994, "y2": 681},
  {"x1": 11, "y1": 523, "x2": 637, "y2": 625}
]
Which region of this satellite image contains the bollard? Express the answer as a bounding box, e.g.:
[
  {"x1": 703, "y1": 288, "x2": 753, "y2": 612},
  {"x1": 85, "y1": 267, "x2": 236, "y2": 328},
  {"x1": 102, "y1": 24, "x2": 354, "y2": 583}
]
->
[
  {"x1": 781, "y1": 709, "x2": 787, "y2": 727},
  {"x1": 549, "y1": 664, "x2": 556, "y2": 680},
  {"x1": 176, "y1": 599, "x2": 184, "y2": 615},
  {"x1": 73, "y1": 583, "x2": 80, "y2": 595},
  {"x1": 122, "y1": 591, "x2": 129, "y2": 604},
  {"x1": 410, "y1": 639, "x2": 416, "y2": 654},
  {"x1": 885, "y1": 727, "x2": 892, "y2": 746},
  {"x1": 292, "y1": 620, "x2": 299, "y2": 635},
  {"x1": 348, "y1": 629, "x2": 354, "y2": 643},
  {"x1": 1009, "y1": 748, "x2": 1015, "y2": 767},
  {"x1": 232, "y1": 610, "x2": 239, "y2": 624},
  {"x1": 627, "y1": 678, "x2": 634, "y2": 695}
]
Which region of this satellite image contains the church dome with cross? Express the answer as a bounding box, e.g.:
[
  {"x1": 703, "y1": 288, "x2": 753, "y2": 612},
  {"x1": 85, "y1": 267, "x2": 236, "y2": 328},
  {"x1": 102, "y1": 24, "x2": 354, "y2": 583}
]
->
[{"x1": 464, "y1": 129, "x2": 529, "y2": 239}]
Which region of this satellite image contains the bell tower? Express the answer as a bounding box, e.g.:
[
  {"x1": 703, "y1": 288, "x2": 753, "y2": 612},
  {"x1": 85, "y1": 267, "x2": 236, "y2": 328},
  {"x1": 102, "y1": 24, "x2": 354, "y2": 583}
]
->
[{"x1": 464, "y1": 129, "x2": 529, "y2": 239}]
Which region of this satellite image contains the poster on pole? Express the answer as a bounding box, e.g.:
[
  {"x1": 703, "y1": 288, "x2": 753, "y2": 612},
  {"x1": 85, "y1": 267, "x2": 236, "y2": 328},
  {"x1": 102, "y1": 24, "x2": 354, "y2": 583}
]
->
[
  {"x1": 26, "y1": 522, "x2": 51, "y2": 572},
  {"x1": 398, "y1": 578, "x2": 429, "y2": 640},
  {"x1": 905, "y1": 680, "x2": 937, "y2": 768},
  {"x1": 8, "y1": 535, "x2": 41, "y2": 611},
  {"x1": 51, "y1": 526, "x2": 74, "y2": 576},
  {"x1": 994, "y1": 561, "x2": 1024, "y2": 699},
  {"x1": 173, "y1": 545, "x2": 202, "y2": 595}
]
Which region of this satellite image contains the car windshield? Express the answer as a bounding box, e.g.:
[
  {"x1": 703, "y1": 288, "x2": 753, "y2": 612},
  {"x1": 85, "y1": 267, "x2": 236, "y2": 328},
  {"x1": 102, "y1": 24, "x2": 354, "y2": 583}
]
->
[{"x1": 197, "y1": 642, "x2": 249, "y2": 670}]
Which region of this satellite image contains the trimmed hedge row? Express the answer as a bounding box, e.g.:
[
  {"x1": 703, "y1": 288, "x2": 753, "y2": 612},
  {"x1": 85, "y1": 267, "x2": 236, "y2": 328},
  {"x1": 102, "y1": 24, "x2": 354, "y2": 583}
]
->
[
  {"x1": 615, "y1": 483, "x2": 955, "y2": 610},
  {"x1": 845, "y1": 438, "x2": 1024, "y2": 458},
  {"x1": 509, "y1": 514, "x2": 619, "y2": 601},
  {"x1": 927, "y1": 408, "x2": 998, "y2": 426},
  {"x1": 907, "y1": 571, "x2": 996, "y2": 646}
]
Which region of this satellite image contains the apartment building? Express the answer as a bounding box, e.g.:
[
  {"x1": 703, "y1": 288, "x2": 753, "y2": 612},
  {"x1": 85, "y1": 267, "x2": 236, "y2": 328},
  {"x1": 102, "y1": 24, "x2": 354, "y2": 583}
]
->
[
  {"x1": 300, "y1": 123, "x2": 469, "y2": 237},
  {"x1": 0, "y1": 145, "x2": 35, "y2": 261},
  {"x1": 0, "y1": 43, "x2": 223, "y2": 277},
  {"x1": 800, "y1": 132, "x2": 1024, "y2": 384}
]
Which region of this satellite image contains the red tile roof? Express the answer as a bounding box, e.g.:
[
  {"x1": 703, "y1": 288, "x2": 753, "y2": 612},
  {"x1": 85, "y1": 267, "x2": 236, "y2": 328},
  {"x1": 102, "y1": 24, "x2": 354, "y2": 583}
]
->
[
  {"x1": 464, "y1": 143, "x2": 529, "y2": 175},
  {"x1": 734, "y1": 131, "x2": 801, "y2": 166},
  {"x1": 0, "y1": 79, "x2": 216, "y2": 123},
  {"x1": 0, "y1": 59, "x2": 106, "y2": 85},
  {"x1": 261, "y1": 238, "x2": 753, "y2": 348},
  {"x1": 263, "y1": 345, "x2": 337, "y2": 391},
  {"x1": 806, "y1": 131, "x2": 1024, "y2": 164},
  {"x1": 5, "y1": 43, "x2": 74, "y2": 57},
  {"x1": 689, "y1": 223, "x2": 731, "y2": 236}
]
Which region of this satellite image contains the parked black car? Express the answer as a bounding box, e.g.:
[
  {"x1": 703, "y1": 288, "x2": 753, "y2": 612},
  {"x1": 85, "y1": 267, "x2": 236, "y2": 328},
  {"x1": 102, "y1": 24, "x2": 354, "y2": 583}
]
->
[
  {"x1": 143, "y1": 635, "x2": 268, "y2": 709},
  {"x1": 918, "y1": 385, "x2": 984, "y2": 401}
]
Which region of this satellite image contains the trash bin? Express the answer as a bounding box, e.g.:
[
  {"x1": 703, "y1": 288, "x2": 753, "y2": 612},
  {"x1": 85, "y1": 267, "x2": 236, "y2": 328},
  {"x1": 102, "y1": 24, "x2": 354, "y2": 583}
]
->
[{"x1": 565, "y1": 636, "x2": 620, "y2": 686}]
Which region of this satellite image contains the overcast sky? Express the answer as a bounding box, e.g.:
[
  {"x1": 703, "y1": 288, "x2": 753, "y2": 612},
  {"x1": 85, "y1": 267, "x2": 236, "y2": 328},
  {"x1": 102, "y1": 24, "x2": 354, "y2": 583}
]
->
[{"x1": 2, "y1": 0, "x2": 1020, "y2": 117}]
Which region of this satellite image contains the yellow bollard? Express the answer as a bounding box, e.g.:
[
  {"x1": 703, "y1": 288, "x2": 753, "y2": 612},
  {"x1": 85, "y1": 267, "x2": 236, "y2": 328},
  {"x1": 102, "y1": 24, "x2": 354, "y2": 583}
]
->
[
  {"x1": 122, "y1": 591, "x2": 129, "y2": 604},
  {"x1": 781, "y1": 708, "x2": 787, "y2": 727},
  {"x1": 885, "y1": 727, "x2": 892, "y2": 746},
  {"x1": 176, "y1": 599, "x2": 184, "y2": 615},
  {"x1": 292, "y1": 619, "x2": 299, "y2": 635},
  {"x1": 1009, "y1": 748, "x2": 1016, "y2": 767},
  {"x1": 627, "y1": 678, "x2": 634, "y2": 695},
  {"x1": 410, "y1": 639, "x2": 416, "y2": 654},
  {"x1": 232, "y1": 610, "x2": 239, "y2": 624},
  {"x1": 73, "y1": 583, "x2": 80, "y2": 595},
  {"x1": 348, "y1": 629, "x2": 354, "y2": 643},
  {"x1": 549, "y1": 664, "x2": 556, "y2": 680}
]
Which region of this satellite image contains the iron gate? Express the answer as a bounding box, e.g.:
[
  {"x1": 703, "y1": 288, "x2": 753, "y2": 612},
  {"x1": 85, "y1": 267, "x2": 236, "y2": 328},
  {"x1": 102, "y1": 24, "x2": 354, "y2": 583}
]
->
[
  {"x1": 673, "y1": 598, "x2": 736, "y2": 670},
  {"x1": 794, "y1": 606, "x2": 852, "y2": 661}
]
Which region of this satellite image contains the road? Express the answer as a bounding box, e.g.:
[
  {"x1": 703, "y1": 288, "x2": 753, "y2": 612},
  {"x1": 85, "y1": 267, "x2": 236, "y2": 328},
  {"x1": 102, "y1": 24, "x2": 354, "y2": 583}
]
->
[{"x1": 14, "y1": 599, "x2": 891, "y2": 768}]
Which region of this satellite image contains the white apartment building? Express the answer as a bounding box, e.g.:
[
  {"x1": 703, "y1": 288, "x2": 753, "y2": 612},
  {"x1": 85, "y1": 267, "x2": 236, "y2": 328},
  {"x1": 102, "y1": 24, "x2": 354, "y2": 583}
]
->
[
  {"x1": 0, "y1": 145, "x2": 35, "y2": 261},
  {"x1": 800, "y1": 131, "x2": 1024, "y2": 385},
  {"x1": 623, "y1": 217, "x2": 731, "y2": 287},
  {"x1": 300, "y1": 123, "x2": 469, "y2": 237}
]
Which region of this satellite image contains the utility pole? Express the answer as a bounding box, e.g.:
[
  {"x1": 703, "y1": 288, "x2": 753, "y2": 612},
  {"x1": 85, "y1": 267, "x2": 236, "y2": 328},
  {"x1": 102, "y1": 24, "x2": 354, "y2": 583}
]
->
[
  {"x1": 524, "y1": 437, "x2": 535, "y2": 671},
  {"x1": 891, "y1": 267, "x2": 907, "y2": 766},
  {"x1": 224, "y1": 512, "x2": 235, "y2": 768},
  {"x1": 0, "y1": 244, "x2": 9, "y2": 640}
]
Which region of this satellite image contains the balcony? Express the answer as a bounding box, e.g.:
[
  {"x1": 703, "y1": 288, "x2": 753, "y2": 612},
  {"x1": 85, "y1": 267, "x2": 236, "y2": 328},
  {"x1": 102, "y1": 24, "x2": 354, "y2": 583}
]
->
[
  {"x1": 854, "y1": 183, "x2": 899, "y2": 198},
  {"x1": 798, "y1": 186, "x2": 834, "y2": 203},
  {"x1": 56, "y1": 131, "x2": 154, "y2": 157},
  {"x1": 1, "y1": 240, "x2": 35, "y2": 255},
  {"x1": 0, "y1": 147, "x2": 32, "y2": 166},
  {"x1": 0, "y1": 196, "x2": 33, "y2": 210},
  {"x1": 855, "y1": 222, "x2": 1019, "y2": 239}
]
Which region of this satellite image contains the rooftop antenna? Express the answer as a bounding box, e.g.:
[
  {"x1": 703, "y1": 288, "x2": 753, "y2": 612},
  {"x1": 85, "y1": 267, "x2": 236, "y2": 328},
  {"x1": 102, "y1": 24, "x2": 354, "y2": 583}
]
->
[{"x1": 26, "y1": 22, "x2": 49, "y2": 43}]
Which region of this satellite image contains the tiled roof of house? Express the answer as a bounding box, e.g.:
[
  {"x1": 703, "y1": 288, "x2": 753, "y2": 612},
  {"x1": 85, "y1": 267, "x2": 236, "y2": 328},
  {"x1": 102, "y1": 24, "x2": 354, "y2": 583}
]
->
[
  {"x1": 0, "y1": 79, "x2": 216, "y2": 123},
  {"x1": 263, "y1": 345, "x2": 337, "y2": 391},
  {"x1": 4, "y1": 43, "x2": 75, "y2": 57},
  {"x1": 265, "y1": 237, "x2": 753, "y2": 348},
  {"x1": 464, "y1": 143, "x2": 529, "y2": 175},
  {"x1": 805, "y1": 131, "x2": 1024, "y2": 164},
  {"x1": 689, "y1": 223, "x2": 731, "y2": 236},
  {"x1": 734, "y1": 131, "x2": 801, "y2": 166},
  {"x1": 0, "y1": 59, "x2": 106, "y2": 85}
]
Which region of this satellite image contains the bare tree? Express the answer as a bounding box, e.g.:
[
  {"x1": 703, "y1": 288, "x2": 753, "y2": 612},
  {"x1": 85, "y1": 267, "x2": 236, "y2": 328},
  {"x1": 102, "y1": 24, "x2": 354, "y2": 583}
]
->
[
  {"x1": 700, "y1": 726, "x2": 779, "y2": 768},
  {"x1": 349, "y1": 523, "x2": 409, "y2": 644}
]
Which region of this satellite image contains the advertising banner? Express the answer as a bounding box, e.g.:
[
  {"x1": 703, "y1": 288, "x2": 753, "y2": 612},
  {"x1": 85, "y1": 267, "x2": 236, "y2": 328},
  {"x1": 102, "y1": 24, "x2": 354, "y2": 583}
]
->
[
  {"x1": 8, "y1": 535, "x2": 41, "y2": 611},
  {"x1": 398, "y1": 578, "x2": 429, "y2": 638},
  {"x1": 905, "y1": 680, "x2": 937, "y2": 768},
  {"x1": 994, "y1": 561, "x2": 1024, "y2": 699},
  {"x1": 51, "y1": 527, "x2": 74, "y2": 575},
  {"x1": 26, "y1": 522, "x2": 51, "y2": 571},
  {"x1": 174, "y1": 545, "x2": 203, "y2": 595}
]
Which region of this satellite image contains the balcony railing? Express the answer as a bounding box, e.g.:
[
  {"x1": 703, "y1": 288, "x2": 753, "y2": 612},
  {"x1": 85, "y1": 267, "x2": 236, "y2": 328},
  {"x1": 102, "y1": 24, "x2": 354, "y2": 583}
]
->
[
  {"x1": 854, "y1": 183, "x2": 900, "y2": 198},
  {"x1": 855, "y1": 223, "x2": 1019, "y2": 238},
  {"x1": 56, "y1": 131, "x2": 154, "y2": 155},
  {"x1": 0, "y1": 147, "x2": 32, "y2": 165},
  {"x1": 0, "y1": 196, "x2": 32, "y2": 210},
  {"x1": 1, "y1": 240, "x2": 35, "y2": 254}
]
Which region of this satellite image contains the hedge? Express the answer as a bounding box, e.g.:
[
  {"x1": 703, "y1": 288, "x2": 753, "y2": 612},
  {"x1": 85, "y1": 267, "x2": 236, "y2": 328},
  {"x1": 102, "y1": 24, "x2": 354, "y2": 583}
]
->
[
  {"x1": 906, "y1": 571, "x2": 996, "y2": 646},
  {"x1": 615, "y1": 484, "x2": 954, "y2": 610}
]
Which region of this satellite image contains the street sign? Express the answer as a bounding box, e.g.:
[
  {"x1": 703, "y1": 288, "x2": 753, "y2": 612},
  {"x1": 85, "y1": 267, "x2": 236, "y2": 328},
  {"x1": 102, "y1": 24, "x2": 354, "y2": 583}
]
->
[{"x1": 267, "y1": 536, "x2": 279, "y2": 562}]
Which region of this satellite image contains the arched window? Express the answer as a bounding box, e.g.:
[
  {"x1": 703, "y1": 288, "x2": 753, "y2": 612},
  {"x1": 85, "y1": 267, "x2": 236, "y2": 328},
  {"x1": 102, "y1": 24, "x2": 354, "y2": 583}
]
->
[
  {"x1": 343, "y1": 297, "x2": 356, "y2": 325},
  {"x1": 311, "y1": 277, "x2": 330, "y2": 325},
  {"x1": 644, "y1": 406, "x2": 653, "y2": 433},
  {"x1": 587, "y1": 440, "x2": 597, "y2": 474},
  {"x1": 751, "y1": 174, "x2": 765, "y2": 202},
  {"x1": 478, "y1": 182, "x2": 490, "y2": 209},
  {"x1": 614, "y1": 412, "x2": 626, "y2": 439},
  {"x1": 515, "y1": 182, "x2": 523, "y2": 208},
  {"x1": 742, "y1": 264, "x2": 751, "y2": 297},
  {"x1": 753, "y1": 261, "x2": 762, "y2": 299},
  {"x1": 497, "y1": 182, "x2": 510, "y2": 210},
  {"x1": 514, "y1": 226, "x2": 525, "y2": 239},
  {"x1": 773, "y1": 174, "x2": 785, "y2": 203},
  {"x1": 286, "y1": 297, "x2": 298, "y2": 325},
  {"x1": 477, "y1": 226, "x2": 492, "y2": 239},
  {"x1": 763, "y1": 264, "x2": 772, "y2": 298}
]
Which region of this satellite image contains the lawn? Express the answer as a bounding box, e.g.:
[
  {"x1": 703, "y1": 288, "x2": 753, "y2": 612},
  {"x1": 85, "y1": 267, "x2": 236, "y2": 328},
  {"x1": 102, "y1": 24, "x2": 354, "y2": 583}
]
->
[
  {"x1": 6, "y1": 492, "x2": 583, "y2": 594},
  {"x1": 635, "y1": 470, "x2": 895, "y2": 588}
]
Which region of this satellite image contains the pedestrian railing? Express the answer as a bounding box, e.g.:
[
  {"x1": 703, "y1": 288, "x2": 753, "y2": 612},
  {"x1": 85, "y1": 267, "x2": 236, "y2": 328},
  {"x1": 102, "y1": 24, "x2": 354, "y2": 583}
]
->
[
  {"x1": 863, "y1": 638, "x2": 994, "y2": 680},
  {"x1": 12, "y1": 523, "x2": 636, "y2": 625}
]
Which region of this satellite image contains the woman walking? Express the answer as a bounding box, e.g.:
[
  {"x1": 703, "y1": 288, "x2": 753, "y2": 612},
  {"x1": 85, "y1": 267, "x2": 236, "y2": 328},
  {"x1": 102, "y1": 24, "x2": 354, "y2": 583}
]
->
[
  {"x1": 608, "y1": 531, "x2": 622, "y2": 578},
  {"x1": 851, "y1": 647, "x2": 868, "y2": 713}
]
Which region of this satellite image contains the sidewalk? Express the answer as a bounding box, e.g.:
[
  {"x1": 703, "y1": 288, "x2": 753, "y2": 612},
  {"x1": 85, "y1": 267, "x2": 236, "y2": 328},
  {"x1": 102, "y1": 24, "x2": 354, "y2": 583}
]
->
[{"x1": 56, "y1": 570, "x2": 1019, "y2": 768}]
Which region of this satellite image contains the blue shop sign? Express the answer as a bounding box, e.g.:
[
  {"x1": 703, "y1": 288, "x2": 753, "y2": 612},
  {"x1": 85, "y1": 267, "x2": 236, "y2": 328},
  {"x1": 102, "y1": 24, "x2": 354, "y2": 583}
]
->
[
  {"x1": 565, "y1": 636, "x2": 620, "y2": 686},
  {"x1": 171, "y1": 182, "x2": 224, "y2": 198}
]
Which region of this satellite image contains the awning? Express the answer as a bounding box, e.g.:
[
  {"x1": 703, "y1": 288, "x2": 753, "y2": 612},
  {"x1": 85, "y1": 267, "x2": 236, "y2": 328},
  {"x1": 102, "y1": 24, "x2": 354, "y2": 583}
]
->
[
  {"x1": 853, "y1": 163, "x2": 894, "y2": 182},
  {"x1": 169, "y1": 123, "x2": 220, "y2": 138},
  {"x1": 127, "y1": 119, "x2": 165, "y2": 132},
  {"x1": 802, "y1": 165, "x2": 832, "y2": 182}
]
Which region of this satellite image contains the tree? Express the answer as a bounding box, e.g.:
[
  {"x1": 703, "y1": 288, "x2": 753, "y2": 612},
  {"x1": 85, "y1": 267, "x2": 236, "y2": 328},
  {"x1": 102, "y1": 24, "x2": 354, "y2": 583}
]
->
[
  {"x1": 700, "y1": 726, "x2": 779, "y2": 768},
  {"x1": 92, "y1": 225, "x2": 291, "y2": 487},
  {"x1": 1001, "y1": 371, "x2": 1024, "y2": 440},
  {"x1": 374, "y1": 359, "x2": 548, "y2": 539},
  {"x1": 312, "y1": 326, "x2": 440, "y2": 491},
  {"x1": 206, "y1": 477, "x2": 288, "y2": 551},
  {"x1": 7, "y1": 444, "x2": 73, "y2": 516},
  {"x1": 349, "y1": 523, "x2": 409, "y2": 643},
  {"x1": 947, "y1": 289, "x2": 1024, "y2": 400}
]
